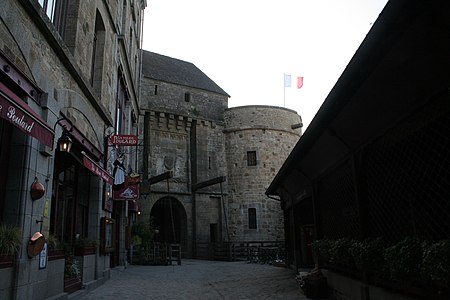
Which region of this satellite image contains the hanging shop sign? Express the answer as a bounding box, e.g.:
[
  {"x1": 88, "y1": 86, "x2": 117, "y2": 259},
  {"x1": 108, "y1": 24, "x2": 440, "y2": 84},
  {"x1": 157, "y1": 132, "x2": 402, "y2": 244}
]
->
[
  {"x1": 82, "y1": 152, "x2": 114, "y2": 185},
  {"x1": 109, "y1": 134, "x2": 138, "y2": 146},
  {"x1": 113, "y1": 174, "x2": 140, "y2": 201},
  {"x1": 0, "y1": 82, "x2": 54, "y2": 147}
]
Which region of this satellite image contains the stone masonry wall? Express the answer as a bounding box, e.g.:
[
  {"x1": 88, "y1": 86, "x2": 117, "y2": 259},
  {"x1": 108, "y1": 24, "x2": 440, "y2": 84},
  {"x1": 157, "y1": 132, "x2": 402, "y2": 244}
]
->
[
  {"x1": 147, "y1": 111, "x2": 192, "y2": 193},
  {"x1": 141, "y1": 77, "x2": 228, "y2": 122},
  {"x1": 140, "y1": 106, "x2": 229, "y2": 256},
  {"x1": 224, "y1": 106, "x2": 302, "y2": 242}
]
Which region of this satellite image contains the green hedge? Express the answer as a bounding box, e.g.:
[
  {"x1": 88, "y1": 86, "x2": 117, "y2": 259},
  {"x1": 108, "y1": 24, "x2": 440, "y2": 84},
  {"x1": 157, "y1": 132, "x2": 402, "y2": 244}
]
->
[{"x1": 312, "y1": 236, "x2": 450, "y2": 289}]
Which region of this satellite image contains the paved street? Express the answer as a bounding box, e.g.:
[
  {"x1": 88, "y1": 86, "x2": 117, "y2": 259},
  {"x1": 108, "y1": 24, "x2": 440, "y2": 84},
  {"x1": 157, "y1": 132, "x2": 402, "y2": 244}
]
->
[{"x1": 78, "y1": 259, "x2": 308, "y2": 300}]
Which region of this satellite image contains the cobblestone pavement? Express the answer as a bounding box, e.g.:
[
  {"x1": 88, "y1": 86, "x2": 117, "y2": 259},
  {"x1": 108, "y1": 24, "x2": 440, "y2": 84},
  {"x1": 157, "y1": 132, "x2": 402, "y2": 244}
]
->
[{"x1": 79, "y1": 259, "x2": 308, "y2": 300}]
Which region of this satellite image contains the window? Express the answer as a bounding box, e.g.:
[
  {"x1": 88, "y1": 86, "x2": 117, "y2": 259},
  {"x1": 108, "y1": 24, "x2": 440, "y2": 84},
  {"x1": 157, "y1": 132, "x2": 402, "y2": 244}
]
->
[
  {"x1": 116, "y1": 75, "x2": 127, "y2": 134},
  {"x1": 247, "y1": 151, "x2": 257, "y2": 166},
  {"x1": 184, "y1": 92, "x2": 191, "y2": 102},
  {"x1": 248, "y1": 208, "x2": 257, "y2": 229},
  {"x1": 38, "y1": 0, "x2": 69, "y2": 37},
  {"x1": 90, "y1": 11, "x2": 106, "y2": 94},
  {"x1": 154, "y1": 85, "x2": 158, "y2": 95},
  {"x1": 90, "y1": 32, "x2": 97, "y2": 86},
  {"x1": 121, "y1": 0, "x2": 127, "y2": 34},
  {"x1": 129, "y1": 27, "x2": 133, "y2": 55}
]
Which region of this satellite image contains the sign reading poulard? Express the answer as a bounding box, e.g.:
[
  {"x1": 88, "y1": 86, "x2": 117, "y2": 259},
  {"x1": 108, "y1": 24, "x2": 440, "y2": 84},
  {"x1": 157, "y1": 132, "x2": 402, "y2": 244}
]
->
[
  {"x1": 109, "y1": 135, "x2": 140, "y2": 200},
  {"x1": 109, "y1": 134, "x2": 138, "y2": 146}
]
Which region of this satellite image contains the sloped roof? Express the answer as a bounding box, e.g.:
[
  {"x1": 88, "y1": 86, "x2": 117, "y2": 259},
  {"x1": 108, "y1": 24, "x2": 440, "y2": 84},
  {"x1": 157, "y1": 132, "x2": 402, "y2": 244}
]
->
[{"x1": 141, "y1": 50, "x2": 229, "y2": 97}]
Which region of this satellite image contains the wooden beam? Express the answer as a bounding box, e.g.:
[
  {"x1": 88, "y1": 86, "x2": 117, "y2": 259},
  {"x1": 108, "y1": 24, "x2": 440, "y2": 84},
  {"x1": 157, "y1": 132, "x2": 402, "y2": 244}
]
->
[
  {"x1": 148, "y1": 171, "x2": 173, "y2": 185},
  {"x1": 192, "y1": 176, "x2": 226, "y2": 191}
]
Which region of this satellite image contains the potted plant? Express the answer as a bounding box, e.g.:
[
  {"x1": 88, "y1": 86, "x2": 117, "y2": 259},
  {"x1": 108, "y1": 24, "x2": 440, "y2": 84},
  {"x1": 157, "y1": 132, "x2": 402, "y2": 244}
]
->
[
  {"x1": 0, "y1": 225, "x2": 22, "y2": 268},
  {"x1": 297, "y1": 268, "x2": 330, "y2": 299},
  {"x1": 47, "y1": 235, "x2": 65, "y2": 260},
  {"x1": 131, "y1": 221, "x2": 155, "y2": 264}
]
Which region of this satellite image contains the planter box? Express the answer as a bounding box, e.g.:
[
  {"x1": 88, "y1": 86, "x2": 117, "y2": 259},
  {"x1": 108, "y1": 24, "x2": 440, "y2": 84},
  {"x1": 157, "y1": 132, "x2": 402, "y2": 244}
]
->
[
  {"x1": 48, "y1": 249, "x2": 65, "y2": 261},
  {"x1": 0, "y1": 265, "x2": 14, "y2": 299},
  {"x1": 64, "y1": 276, "x2": 82, "y2": 294},
  {"x1": 302, "y1": 277, "x2": 330, "y2": 299},
  {"x1": 74, "y1": 246, "x2": 96, "y2": 256},
  {"x1": 0, "y1": 255, "x2": 14, "y2": 269}
]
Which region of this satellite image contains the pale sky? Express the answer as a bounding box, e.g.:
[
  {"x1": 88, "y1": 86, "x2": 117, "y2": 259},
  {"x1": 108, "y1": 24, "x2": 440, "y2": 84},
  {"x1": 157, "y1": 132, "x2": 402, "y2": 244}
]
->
[{"x1": 142, "y1": 0, "x2": 388, "y2": 129}]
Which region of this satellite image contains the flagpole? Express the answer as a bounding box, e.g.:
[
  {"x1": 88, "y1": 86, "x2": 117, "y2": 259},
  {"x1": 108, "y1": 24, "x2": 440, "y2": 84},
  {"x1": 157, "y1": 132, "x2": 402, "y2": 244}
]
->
[{"x1": 283, "y1": 73, "x2": 286, "y2": 107}]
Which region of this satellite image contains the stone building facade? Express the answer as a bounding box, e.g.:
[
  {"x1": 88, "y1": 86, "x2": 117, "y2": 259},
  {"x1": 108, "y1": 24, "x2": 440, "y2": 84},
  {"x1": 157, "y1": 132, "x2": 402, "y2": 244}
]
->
[
  {"x1": 0, "y1": 1, "x2": 146, "y2": 299},
  {"x1": 139, "y1": 51, "x2": 229, "y2": 258},
  {"x1": 138, "y1": 51, "x2": 302, "y2": 258}
]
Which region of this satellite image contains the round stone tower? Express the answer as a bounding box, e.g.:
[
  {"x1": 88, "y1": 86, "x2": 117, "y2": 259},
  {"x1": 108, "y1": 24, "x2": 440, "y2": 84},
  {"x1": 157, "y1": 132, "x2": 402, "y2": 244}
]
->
[{"x1": 224, "y1": 105, "x2": 302, "y2": 242}]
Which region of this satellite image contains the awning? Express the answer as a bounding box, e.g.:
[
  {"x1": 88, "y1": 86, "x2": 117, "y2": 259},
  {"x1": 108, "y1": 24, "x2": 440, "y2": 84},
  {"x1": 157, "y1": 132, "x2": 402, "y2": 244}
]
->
[
  {"x1": 0, "y1": 82, "x2": 54, "y2": 147},
  {"x1": 82, "y1": 152, "x2": 114, "y2": 185}
]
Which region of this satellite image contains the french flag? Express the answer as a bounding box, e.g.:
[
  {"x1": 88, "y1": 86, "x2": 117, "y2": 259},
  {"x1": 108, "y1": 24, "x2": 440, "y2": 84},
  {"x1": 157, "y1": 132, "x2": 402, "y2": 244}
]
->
[{"x1": 297, "y1": 76, "x2": 304, "y2": 89}]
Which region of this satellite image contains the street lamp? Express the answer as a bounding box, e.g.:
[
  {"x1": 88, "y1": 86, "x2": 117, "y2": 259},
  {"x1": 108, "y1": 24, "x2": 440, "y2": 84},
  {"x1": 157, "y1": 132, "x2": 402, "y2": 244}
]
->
[{"x1": 58, "y1": 131, "x2": 73, "y2": 152}]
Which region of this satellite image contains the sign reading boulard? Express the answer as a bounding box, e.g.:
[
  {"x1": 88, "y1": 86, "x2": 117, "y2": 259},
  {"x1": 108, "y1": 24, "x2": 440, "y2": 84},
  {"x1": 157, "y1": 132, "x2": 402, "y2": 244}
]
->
[
  {"x1": 0, "y1": 82, "x2": 54, "y2": 147},
  {"x1": 109, "y1": 134, "x2": 138, "y2": 146}
]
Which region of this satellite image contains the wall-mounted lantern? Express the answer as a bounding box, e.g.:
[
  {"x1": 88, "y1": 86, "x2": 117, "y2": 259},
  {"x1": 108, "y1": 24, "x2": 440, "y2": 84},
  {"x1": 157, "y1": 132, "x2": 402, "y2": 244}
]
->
[{"x1": 58, "y1": 131, "x2": 72, "y2": 152}]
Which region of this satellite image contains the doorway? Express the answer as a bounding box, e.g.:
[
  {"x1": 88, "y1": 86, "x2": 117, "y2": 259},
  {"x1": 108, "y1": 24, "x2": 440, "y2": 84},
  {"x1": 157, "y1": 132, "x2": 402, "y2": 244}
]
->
[{"x1": 150, "y1": 197, "x2": 187, "y2": 253}]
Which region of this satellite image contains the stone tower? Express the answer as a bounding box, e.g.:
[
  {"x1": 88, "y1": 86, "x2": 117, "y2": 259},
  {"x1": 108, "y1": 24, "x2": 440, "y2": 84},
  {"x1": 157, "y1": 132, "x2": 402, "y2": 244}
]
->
[{"x1": 224, "y1": 106, "x2": 302, "y2": 242}]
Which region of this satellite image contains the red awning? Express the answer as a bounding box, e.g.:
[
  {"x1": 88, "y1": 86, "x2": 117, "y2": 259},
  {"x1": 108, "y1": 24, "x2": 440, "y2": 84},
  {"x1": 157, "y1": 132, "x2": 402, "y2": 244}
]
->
[
  {"x1": 82, "y1": 152, "x2": 114, "y2": 185},
  {"x1": 0, "y1": 82, "x2": 54, "y2": 147}
]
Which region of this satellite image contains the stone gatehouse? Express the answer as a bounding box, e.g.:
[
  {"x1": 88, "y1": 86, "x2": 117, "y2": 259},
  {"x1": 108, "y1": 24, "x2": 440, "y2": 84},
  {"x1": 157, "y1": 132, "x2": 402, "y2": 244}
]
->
[{"x1": 138, "y1": 51, "x2": 302, "y2": 258}]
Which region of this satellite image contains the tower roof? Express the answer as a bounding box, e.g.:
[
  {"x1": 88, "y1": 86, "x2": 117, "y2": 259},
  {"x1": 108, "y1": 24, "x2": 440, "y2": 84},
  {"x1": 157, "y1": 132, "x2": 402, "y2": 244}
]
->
[{"x1": 141, "y1": 50, "x2": 229, "y2": 97}]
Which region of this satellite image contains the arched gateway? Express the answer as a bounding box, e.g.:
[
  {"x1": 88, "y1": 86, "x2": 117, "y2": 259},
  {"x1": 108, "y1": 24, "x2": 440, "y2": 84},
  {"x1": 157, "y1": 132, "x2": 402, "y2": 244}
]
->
[{"x1": 150, "y1": 197, "x2": 188, "y2": 254}]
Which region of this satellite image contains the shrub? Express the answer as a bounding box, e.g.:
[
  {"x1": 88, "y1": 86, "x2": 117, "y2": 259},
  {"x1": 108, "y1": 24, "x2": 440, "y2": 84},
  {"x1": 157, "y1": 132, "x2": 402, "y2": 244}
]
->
[
  {"x1": 349, "y1": 237, "x2": 385, "y2": 272},
  {"x1": 421, "y1": 240, "x2": 450, "y2": 288},
  {"x1": 132, "y1": 220, "x2": 155, "y2": 246},
  {"x1": 64, "y1": 254, "x2": 81, "y2": 279},
  {"x1": 329, "y1": 238, "x2": 355, "y2": 267},
  {"x1": 312, "y1": 239, "x2": 332, "y2": 265},
  {"x1": 384, "y1": 237, "x2": 426, "y2": 282}
]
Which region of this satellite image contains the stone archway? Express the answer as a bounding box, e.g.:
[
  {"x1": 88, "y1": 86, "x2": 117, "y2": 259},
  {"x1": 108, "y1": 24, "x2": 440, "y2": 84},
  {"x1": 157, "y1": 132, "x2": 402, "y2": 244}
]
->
[{"x1": 150, "y1": 197, "x2": 187, "y2": 253}]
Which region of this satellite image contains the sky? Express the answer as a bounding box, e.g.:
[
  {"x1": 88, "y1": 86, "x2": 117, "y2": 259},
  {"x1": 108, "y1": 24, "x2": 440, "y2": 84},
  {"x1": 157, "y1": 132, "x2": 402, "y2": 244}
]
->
[{"x1": 142, "y1": 0, "x2": 389, "y2": 129}]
